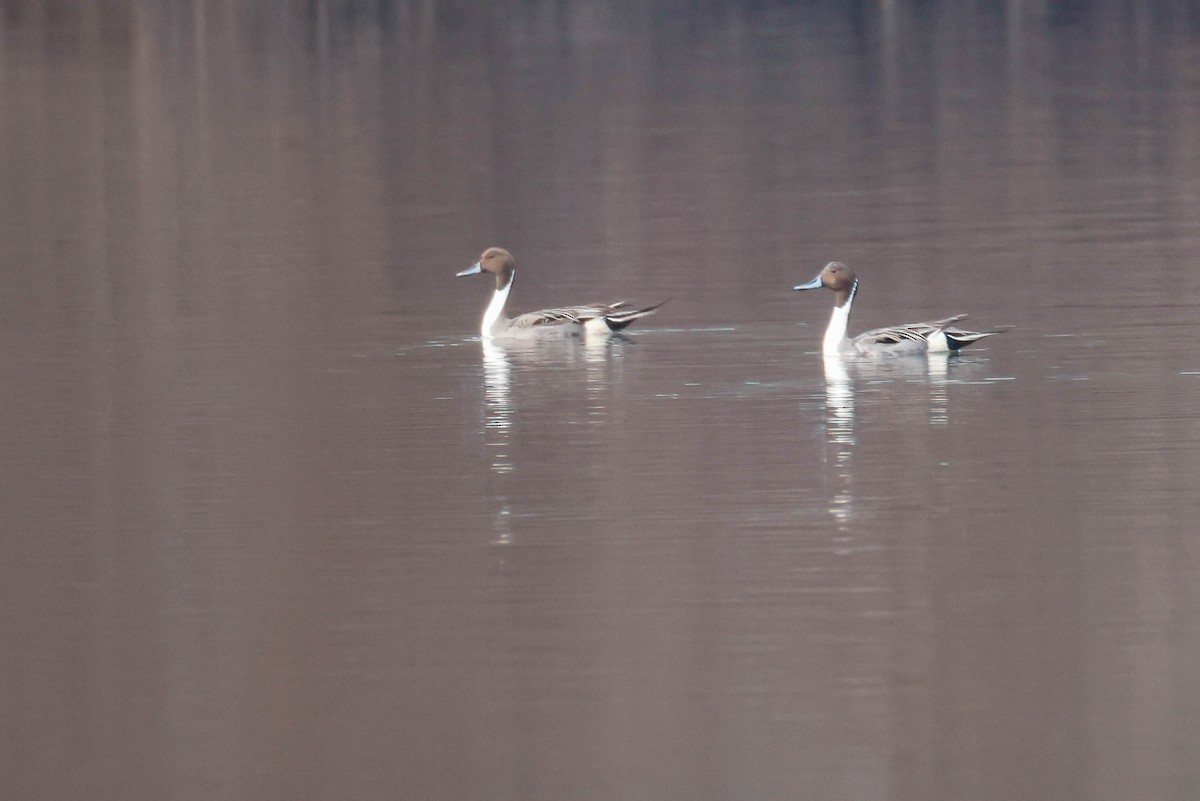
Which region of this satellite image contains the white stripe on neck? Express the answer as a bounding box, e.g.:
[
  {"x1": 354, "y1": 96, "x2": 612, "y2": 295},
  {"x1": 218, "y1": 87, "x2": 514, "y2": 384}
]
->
[
  {"x1": 822, "y1": 279, "x2": 857, "y2": 355},
  {"x1": 481, "y1": 273, "x2": 512, "y2": 337},
  {"x1": 822, "y1": 303, "x2": 851, "y2": 355}
]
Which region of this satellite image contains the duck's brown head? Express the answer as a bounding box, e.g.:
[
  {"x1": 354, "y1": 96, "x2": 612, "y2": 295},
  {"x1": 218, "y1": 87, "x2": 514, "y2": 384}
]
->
[
  {"x1": 794, "y1": 261, "x2": 858, "y2": 307},
  {"x1": 457, "y1": 247, "x2": 516, "y2": 291}
]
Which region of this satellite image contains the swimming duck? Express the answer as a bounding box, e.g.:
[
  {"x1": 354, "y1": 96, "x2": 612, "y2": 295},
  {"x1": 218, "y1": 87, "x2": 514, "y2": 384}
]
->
[
  {"x1": 457, "y1": 247, "x2": 666, "y2": 338},
  {"x1": 794, "y1": 261, "x2": 1005, "y2": 356}
]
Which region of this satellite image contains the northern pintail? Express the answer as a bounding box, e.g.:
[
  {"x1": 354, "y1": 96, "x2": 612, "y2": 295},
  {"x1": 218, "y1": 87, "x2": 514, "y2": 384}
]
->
[
  {"x1": 457, "y1": 247, "x2": 666, "y2": 338},
  {"x1": 794, "y1": 261, "x2": 1005, "y2": 356}
]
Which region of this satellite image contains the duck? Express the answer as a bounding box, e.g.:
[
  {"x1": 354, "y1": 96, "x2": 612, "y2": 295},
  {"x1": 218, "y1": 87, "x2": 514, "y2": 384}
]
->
[
  {"x1": 793, "y1": 261, "x2": 1005, "y2": 356},
  {"x1": 457, "y1": 247, "x2": 666, "y2": 339}
]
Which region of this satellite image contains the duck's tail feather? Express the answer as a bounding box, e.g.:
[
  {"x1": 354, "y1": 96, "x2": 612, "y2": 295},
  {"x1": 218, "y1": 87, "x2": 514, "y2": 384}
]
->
[
  {"x1": 943, "y1": 322, "x2": 1011, "y2": 351},
  {"x1": 603, "y1": 299, "x2": 670, "y2": 332}
]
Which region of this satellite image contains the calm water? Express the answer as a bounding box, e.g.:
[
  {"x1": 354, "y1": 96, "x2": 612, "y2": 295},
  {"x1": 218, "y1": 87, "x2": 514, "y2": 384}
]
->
[{"x1": 3, "y1": 2, "x2": 1200, "y2": 800}]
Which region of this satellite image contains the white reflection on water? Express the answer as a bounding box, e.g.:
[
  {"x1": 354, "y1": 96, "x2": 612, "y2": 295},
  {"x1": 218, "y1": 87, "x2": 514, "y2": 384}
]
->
[
  {"x1": 482, "y1": 340, "x2": 514, "y2": 545},
  {"x1": 482, "y1": 340, "x2": 514, "y2": 473},
  {"x1": 822, "y1": 353, "x2": 957, "y2": 530},
  {"x1": 822, "y1": 356, "x2": 856, "y2": 533},
  {"x1": 927, "y1": 352, "x2": 950, "y2": 426},
  {"x1": 585, "y1": 335, "x2": 611, "y2": 424},
  {"x1": 478, "y1": 336, "x2": 622, "y2": 545}
]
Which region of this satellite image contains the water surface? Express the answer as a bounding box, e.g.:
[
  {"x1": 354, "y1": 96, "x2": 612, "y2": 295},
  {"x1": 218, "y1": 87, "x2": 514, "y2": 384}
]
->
[{"x1": 2, "y1": 3, "x2": 1200, "y2": 800}]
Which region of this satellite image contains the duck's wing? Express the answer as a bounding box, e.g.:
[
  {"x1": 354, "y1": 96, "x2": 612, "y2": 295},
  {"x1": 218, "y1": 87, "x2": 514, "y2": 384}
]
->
[
  {"x1": 511, "y1": 302, "x2": 634, "y2": 326},
  {"x1": 510, "y1": 300, "x2": 666, "y2": 333},
  {"x1": 866, "y1": 315, "x2": 972, "y2": 341},
  {"x1": 854, "y1": 314, "x2": 1010, "y2": 353},
  {"x1": 847, "y1": 315, "x2": 968, "y2": 353},
  {"x1": 507, "y1": 307, "x2": 587, "y2": 329}
]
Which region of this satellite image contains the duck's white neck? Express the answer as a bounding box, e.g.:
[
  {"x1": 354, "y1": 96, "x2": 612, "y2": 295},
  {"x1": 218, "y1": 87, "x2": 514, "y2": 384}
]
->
[
  {"x1": 481, "y1": 271, "x2": 512, "y2": 338},
  {"x1": 822, "y1": 280, "x2": 857, "y2": 356}
]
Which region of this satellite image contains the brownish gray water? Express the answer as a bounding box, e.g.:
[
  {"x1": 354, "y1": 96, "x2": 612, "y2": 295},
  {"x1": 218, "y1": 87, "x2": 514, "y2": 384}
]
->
[{"x1": 3, "y1": 2, "x2": 1200, "y2": 800}]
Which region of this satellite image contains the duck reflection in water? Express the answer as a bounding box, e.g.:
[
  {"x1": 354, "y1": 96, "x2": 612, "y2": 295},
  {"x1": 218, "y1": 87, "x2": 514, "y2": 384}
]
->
[
  {"x1": 481, "y1": 340, "x2": 515, "y2": 545},
  {"x1": 482, "y1": 340, "x2": 514, "y2": 466},
  {"x1": 478, "y1": 337, "x2": 624, "y2": 545},
  {"x1": 820, "y1": 353, "x2": 961, "y2": 531},
  {"x1": 822, "y1": 356, "x2": 856, "y2": 532}
]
